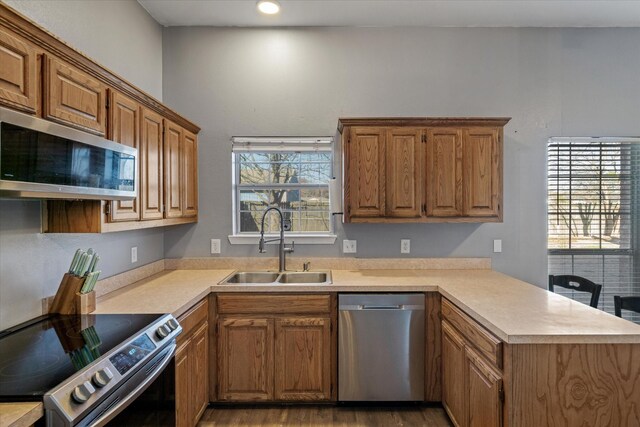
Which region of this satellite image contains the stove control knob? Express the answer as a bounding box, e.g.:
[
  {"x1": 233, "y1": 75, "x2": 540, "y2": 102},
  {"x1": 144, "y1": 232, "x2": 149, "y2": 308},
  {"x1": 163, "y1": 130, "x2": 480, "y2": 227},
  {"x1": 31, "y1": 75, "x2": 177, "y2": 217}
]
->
[
  {"x1": 155, "y1": 325, "x2": 169, "y2": 339},
  {"x1": 72, "y1": 381, "x2": 96, "y2": 404},
  {"x1": 166, "y1": 319, "x2": 179, "y2": 331},
  {"x1": 92, "y1": 367, "x2": 114, "y2": 388}
]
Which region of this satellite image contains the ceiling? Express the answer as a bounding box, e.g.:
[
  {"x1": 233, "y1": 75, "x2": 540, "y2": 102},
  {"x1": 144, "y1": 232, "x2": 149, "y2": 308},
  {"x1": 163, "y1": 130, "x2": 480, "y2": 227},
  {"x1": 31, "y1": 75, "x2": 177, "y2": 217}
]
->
[{"x1": 138, "y1": 1, "x2": 640, "y2": 28}]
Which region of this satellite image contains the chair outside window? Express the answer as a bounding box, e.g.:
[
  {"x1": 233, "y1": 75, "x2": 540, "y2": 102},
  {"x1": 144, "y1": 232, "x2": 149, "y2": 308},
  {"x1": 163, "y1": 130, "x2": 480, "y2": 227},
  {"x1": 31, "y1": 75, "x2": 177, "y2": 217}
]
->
[
  {"x1": 613, "y1": 296, "x2": 640, "y2": 318},
  {"x1": 548, "y1": 275, "x2": 603, "y2": 308}
]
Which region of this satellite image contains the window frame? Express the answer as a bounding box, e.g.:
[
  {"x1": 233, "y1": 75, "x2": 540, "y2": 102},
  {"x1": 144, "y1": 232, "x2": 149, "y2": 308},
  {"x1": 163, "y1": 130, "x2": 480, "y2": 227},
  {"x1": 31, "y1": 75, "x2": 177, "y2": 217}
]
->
[{"x1": 229, "y1": 137, "x2": 337, "y2": 245}]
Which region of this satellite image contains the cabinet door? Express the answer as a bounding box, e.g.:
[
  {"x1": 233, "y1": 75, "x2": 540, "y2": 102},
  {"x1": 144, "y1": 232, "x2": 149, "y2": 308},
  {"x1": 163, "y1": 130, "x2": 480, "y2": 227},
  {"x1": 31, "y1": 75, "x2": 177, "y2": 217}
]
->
[
  {"x1": 442, "y1": 321, "x2": 467, "y2": 427},
  {"x1": 192, "y1": 322, "x2": 209, "y2": 424},
  {"x1": 175, "y1": 342, "x2": 192, "y2": 427},
  {"x1": 0, "y1": 28, "x2": 38, "y2": 113},
  {"x1": 274, "y1": 317, "x2": 331, "y2": 401},
  {"x1": 385, "y1": 128, "x2": 423, "y2": 218},
  {"x1": 182, "y1": 130, "x2": 198, "y2": 218},
  {"x1": 108, "y1": 91, "x2": 140, "y2": 222},
  {"x1": 140, "y1": 108, "x2": 164, "y2": 220},
  {"x1": 466, "y1": 346, "x2": 503, "y2": 427},
  {"x1": 427, "y1": 128, "x2": 463, "y2": 217},
  {"x1": 44, "y1": 56, "x2": 107, "y2": 135},
  {"x1": 346, "y1": 127, "x2": 385, "y2": 219},
  {"x1": 164, "y1": 120, "x2": 183, "y2": 218},
  {"x1": 218, "y1": 317, "x2": 274, "y2": 401},
  {"x1": 463, "y1": 128, "x2": 501, "y2": 218}
]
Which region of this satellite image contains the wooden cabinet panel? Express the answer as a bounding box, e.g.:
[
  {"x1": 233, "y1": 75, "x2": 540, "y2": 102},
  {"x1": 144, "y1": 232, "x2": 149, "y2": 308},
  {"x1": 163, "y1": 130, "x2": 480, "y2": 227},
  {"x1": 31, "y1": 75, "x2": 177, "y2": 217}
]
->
[
  {"x1": 274, "y1": 317, "x2": 331, "y2": 401},
  {"x1": 44, "y1": 56, "x2": 107, "y2": 135},
  {"x1": 427, "y1": 128, "x2": 463, "y2": 217},
  {"x1": 346, "y1": 127, "x2": 386, "y2": 219},
  {"x1": 108, "y1": 91, "x2": 140, "y2": 222},
  {"x1": 442, "y1": 321, "x2": 467, "y2": 427},
  {"x1": 140, "y1": 108, "x2": 164, "y2": 220},
  {"x1": 175, "y1": 343, "x2": 191, "y2": 427},
  {"x1": 164, "y1": 120, "x2": 183, "y2": 218},
  {"x1": 182, "y1": 130, "x2": 198, "y2": 218},
  {"x1": 441, "y1": 299, "x2": 502, "y2": 369},
  {"x1": 466, "y1": 346, "x2": 502, "y2": 427},
  {"x1": 217, "y1": 294, "x2": 331, "y2": 315},
  {"x1": 0, "y1": 28, "x2": 38, "y2": 113},
  {"x1": 218, "y1": 317, "x2": 274, "y2": 401},
  {"x1": 192, "y1": 322, "x2": 209, "y2": 424},
  {"x1": 385, "y1": 128, "x2": 423, "y2": 217},
  {"x1": 463, "y1": 128, "x2": 501, "y2": 218}
]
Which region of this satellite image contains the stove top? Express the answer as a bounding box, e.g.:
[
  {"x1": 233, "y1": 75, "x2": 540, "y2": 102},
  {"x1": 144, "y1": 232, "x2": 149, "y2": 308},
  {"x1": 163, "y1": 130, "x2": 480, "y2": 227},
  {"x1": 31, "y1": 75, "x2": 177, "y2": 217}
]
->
[{"x1": 0, "y1": 313, "x2": 164, "y2": 401}]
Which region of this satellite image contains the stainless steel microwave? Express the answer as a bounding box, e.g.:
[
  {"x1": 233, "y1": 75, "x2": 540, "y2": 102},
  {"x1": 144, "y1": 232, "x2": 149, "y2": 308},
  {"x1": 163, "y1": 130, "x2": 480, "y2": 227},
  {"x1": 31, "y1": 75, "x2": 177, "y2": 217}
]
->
[{"x1": 0, "y1": 108, "x2": 137, "y2": 200}]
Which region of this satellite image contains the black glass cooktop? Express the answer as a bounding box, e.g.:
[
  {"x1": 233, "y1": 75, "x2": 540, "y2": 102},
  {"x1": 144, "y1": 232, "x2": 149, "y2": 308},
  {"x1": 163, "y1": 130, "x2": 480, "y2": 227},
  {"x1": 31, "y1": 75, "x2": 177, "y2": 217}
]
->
[{"x1": 0, "y1": 313, "x2": 163, "y2": 401}]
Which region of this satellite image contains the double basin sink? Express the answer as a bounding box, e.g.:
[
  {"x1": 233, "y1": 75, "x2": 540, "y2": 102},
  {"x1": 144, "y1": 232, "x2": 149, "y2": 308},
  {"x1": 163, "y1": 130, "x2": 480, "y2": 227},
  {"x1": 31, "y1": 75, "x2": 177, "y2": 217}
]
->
[{"x1": 219, "y1": 271, "x2": 332, "y2": 286}]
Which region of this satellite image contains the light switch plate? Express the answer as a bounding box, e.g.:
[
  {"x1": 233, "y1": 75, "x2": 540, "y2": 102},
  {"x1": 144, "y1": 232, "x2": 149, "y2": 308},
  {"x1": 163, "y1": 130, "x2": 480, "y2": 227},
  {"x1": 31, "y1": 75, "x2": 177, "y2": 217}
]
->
[
  {"x1": 131, "y1": 246, "x2": 138, "y2": 263},
  {"x1": 211, "y1": 239, "x2": 221, "y2": 254},
  {"x1": 401, "y1": 239, "x2": 411, "y2": 254},
  {"x1": 493, "y1": 239, "x2": 502, "y2": 253},
  {"x1": 343, "y1": 240, "x2": 357, "y2": 254}
]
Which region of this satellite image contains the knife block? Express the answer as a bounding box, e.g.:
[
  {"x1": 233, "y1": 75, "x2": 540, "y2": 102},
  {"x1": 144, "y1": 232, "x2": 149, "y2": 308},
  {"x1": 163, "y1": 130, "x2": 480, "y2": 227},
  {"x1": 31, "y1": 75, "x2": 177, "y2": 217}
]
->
[
  {"x1": 76, "y1": 291, "x2": 96, "y2": 314},
  {"x1": 49, "y1": 273, "x2": 93, "y2": 315}
]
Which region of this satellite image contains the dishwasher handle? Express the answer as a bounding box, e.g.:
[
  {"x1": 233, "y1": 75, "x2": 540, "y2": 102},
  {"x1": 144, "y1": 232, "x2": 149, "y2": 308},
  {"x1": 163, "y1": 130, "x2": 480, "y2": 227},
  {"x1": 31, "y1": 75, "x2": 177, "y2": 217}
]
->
[{"x1": 340, "y1": 304, "x2": 424, "y2": 311}]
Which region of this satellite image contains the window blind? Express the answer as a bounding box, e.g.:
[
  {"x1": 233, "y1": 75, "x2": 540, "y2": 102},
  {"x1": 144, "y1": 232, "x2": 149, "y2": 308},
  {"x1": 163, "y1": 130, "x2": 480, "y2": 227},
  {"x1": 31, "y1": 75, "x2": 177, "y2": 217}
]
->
[{"x1": 548, "y1": 137, "x2": 640, "y2": 323}]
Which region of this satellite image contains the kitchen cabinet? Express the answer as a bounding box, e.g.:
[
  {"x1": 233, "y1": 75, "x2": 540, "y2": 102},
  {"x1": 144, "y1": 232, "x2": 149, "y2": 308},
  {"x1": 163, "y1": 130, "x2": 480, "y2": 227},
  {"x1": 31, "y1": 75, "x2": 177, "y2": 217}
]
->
[
  {"x1": 0, "y1": 27, "x2": 38, "y2": 114},
  {"x1": 441, "y1": 298, "x2": 504, "y2": 427},
  {"x1": 339, "y1": 118, "x2": 509, "y2": 223},
  {"x1": 140, "y1": 107, "x2": 165, "y2": 220},
  {"x1": 385, "y1": 128, "x2": 423, "y2": 218},
  {"x1": 0, "y1": 3, "x2": 200, "y2": 233},
  {"x1": 108, "y1": 91, "x2": 140, "y2": 222},
  {"x1": 44, "y1": 55, "x2": 107, "y2": 136},
  {"x1": 216, "y1": 294, "x2": 335, "y2": 402},
  {"x1": 176, "y1": 299, "x2": 209, "y2": 427}
]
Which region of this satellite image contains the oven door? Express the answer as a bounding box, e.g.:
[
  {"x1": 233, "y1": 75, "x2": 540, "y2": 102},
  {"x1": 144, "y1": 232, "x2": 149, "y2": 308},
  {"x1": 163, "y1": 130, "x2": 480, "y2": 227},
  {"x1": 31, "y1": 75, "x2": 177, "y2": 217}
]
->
[{"x1": 76, "y1": 343, "x2": 176, "y2": 427}]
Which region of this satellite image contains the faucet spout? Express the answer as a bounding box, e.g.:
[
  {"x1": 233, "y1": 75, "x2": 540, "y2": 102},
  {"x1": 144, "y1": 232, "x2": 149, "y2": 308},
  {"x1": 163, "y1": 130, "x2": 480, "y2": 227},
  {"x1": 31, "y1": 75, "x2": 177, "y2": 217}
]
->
[{"x1": 258, "y1": 207, "x2": 294, "y2": 272}]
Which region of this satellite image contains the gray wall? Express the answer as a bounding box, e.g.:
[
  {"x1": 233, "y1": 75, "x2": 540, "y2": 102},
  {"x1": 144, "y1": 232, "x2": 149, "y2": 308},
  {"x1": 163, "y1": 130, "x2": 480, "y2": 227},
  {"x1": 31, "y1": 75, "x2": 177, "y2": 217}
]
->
[
  {"x1": 0, "y1": 1, "x2": 164, "y2": 329},
  {"x1": 161, "y1": 27, "x2": 640, "y2": 287}
]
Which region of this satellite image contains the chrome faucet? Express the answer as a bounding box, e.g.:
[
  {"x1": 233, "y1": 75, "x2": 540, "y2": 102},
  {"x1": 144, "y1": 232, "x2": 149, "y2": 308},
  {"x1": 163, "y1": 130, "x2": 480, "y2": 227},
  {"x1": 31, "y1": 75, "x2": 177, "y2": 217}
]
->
[{"x1": 258, "y1": 207, "x2": 294, "y2": 272}]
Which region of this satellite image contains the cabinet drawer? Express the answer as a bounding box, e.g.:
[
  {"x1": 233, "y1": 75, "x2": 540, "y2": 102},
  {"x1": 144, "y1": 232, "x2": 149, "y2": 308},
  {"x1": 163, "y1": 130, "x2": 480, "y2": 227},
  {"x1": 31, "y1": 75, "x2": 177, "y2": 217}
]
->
[
  {"x1": 442, "y1": 298, "x2": 502, "y2": 368},
  {"x1": 177, "y1": 298, "x2": 208, "y2": 345},
  {"x1": 218, "y1": 294, "x2": 331, "y2": 315}
]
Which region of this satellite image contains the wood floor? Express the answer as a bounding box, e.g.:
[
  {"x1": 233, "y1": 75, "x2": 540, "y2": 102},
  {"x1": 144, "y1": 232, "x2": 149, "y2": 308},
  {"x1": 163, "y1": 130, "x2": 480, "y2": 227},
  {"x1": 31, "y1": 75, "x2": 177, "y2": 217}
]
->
[{"x1": 198, "y1": 404, "x2": 453, "y2": 427}]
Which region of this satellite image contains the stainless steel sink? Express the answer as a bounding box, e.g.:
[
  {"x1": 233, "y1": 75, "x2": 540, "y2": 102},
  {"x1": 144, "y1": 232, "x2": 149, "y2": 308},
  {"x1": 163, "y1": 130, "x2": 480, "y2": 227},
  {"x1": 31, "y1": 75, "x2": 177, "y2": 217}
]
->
[
  {"x1": 219, "y1": 270, "x2": 332, "y2": 285},
  {"x1": 277, "y1": 271, "x2": 330, "y2": 284},
  {"x1": 223, "y1": 272, "x2": 280, "y2": 284}
]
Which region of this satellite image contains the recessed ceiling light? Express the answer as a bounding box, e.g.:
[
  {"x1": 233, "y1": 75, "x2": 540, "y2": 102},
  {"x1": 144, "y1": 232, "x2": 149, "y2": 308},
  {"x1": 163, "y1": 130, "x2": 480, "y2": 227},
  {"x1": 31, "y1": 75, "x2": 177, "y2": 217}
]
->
[{"x1": 257, "y1": 0, "x2": 280, "y2": 15}]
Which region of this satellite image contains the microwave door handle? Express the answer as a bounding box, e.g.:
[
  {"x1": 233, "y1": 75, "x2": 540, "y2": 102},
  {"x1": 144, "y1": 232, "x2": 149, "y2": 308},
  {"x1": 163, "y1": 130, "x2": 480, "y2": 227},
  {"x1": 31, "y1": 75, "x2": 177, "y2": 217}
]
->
[{"x1": 88, "y1": 343, "x2": 176, "y2": 427}]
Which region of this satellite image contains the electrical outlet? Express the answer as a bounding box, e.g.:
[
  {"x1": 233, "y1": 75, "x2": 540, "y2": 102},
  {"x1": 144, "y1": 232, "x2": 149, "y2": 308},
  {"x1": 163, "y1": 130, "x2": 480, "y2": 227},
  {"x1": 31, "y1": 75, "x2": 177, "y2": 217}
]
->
[
  {"x1": 493, "y1": 239, "x2": 502, "y2": 253},
  {"x1": 343, "y1": 240, "x2": 357, "y2": 254},
  {"x1": 211, "y1": 239, "x2": 221, "y2": 254},
  {"x1": 131, "y1": 246, "x2": 138, "y2": 263},
  {"x1": 401, "y1": 239, "x2": 411, "y2": 254}
]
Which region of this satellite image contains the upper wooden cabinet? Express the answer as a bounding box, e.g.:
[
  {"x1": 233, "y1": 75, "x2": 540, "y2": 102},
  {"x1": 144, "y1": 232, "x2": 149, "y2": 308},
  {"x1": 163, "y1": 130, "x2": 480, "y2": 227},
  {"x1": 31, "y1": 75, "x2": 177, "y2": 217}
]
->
[
  {"x1": 164, "y1": 120, "x2": 184, "y2": 219},
  {"x1": 140, "y1": 107, "x2": 165, "y2": 221},
  {"x1": 0, "y1": 28, "x2": 38, "y2": 113},
  {"x1": 345, "y1": 127, "x2": 386, "y2": 219},
  {"x1": 339, "y1": 118, "x2": 509, "y2": 223},
  {"x1": 44, "y1": 56, "x2": 107, "y2": 136},
  {"x1": 108, "y1": 91, "x2": 140, "y2": 222},
  {"x1": 386, "y1": 128, "x2": 423, "y2": 218},
  {"x1": 182, "y1": 130, "x2": 199, "y2": 218}
]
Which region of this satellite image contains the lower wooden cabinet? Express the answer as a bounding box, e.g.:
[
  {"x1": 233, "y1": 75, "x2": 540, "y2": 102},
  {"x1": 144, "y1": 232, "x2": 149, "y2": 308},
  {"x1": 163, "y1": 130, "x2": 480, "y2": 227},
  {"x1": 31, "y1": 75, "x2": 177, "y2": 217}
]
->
[
  {"x1": 216, "y1": 294, "x2": 335, "y2": 402},
  {"x1": 441, "y1": 303, "x2": 504, "y2": 427},
  {"x1": 176, "y1": 300, "x2": 209, "y2": 427}
]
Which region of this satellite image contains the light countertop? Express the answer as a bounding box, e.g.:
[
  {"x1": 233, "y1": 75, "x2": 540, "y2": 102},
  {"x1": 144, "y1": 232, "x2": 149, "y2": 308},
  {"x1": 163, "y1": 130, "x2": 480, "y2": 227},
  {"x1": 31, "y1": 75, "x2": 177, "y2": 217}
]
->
[
  {"x1": 0, "y1": 403, "x2": 43, "y2": 427},
  {"x1": 95, "y1": 268, "x2": 640, "y2": 345}
]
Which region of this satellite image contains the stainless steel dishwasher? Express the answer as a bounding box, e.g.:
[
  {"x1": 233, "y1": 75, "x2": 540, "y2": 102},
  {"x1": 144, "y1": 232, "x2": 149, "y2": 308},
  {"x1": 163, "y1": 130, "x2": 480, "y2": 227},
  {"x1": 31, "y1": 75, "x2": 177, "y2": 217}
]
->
[{"x1": 338, "y1": 294, "x2": 425, "y2": 401}]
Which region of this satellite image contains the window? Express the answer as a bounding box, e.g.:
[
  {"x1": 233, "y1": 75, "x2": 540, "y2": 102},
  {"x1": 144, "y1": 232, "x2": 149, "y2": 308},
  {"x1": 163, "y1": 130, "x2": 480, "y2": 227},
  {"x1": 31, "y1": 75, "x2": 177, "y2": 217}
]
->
[
  {"x1": 548, "y1": 137, "x2": 640, "y2": 322},
  {"x1": 231, "y1": 137, "x2": 334, "y2": 240}
]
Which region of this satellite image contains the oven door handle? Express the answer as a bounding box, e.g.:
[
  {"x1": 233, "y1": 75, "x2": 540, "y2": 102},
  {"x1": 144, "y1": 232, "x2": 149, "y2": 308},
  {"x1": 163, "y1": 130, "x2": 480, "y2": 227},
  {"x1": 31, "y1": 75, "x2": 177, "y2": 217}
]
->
[{"x1": 89, "y1": 343, "x2": 176, "y2": 427}]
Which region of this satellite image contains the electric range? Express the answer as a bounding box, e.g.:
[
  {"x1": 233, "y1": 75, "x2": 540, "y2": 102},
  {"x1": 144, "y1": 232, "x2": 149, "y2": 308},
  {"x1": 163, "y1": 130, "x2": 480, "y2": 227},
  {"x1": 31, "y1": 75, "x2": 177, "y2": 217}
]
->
[{"x1": 0, "y1": 313, "x2": 181, "y2": 426}]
